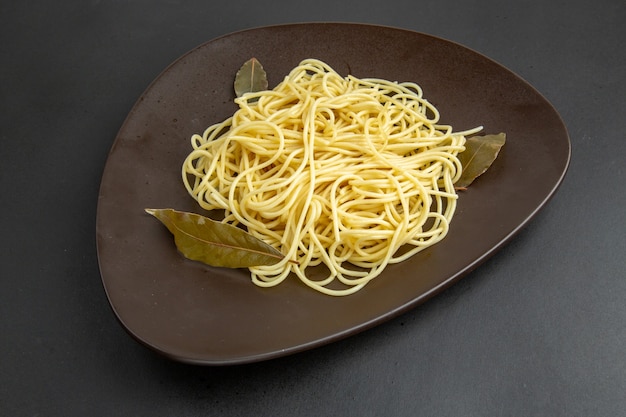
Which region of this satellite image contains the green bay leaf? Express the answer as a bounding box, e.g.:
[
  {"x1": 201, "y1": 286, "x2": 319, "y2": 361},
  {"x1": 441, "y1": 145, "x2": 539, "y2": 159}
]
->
[
  {"x1": 234, "y1": 57, "x2": 268, "y2": 98},
  {"x1": 145, "y1": 208, "x2": 284, "y2": 268},
  {"x1": 456, "y1": 133, "x2": 506, "y2": 188}
]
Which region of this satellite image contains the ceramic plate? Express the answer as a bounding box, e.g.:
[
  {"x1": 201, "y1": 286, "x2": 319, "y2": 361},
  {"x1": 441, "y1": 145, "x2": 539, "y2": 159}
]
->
[{"x1": 96, "y1": 23, "x2": 570, "y2": 365}]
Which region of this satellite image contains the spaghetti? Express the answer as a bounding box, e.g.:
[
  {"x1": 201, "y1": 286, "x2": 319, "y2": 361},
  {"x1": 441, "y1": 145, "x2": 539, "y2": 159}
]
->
[{"x1": 182, "y1": 59, "x2": 481, "y2": 295}]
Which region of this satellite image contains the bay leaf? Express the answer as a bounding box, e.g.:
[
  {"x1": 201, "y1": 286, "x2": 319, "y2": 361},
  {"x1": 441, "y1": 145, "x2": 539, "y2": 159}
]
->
[
  {"x1": 145, "y1": 208, "x2": 284, "y2": 268},
  {"x1": 456, "y1": 133, "x2": 506, "y2": 188},
  {"x1": 234, "y1": 57, "x2": 268, "y2": 98}
]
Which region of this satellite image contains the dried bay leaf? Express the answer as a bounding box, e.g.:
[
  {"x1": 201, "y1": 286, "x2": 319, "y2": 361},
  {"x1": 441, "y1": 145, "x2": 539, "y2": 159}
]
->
[
  {"x1": 234, "y1": 58, "x2": 268, "y2": 98},
  {"x1": 456, "y1": 133, "x2": 506, "y2": 188},
  {"x1": 145, "y1": 208, "x2": 284, "y2": 268}
]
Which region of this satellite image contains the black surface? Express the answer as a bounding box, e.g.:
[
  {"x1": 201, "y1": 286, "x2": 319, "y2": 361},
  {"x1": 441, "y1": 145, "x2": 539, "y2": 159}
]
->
[{"x1": 1, "y1": 1, "x2": 624, "y2": 416}]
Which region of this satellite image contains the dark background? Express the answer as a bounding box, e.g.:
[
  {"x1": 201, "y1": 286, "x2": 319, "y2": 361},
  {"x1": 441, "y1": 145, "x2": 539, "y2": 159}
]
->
[{"x1": 1, "y1": 0, "x2": 624, "y2": 416}]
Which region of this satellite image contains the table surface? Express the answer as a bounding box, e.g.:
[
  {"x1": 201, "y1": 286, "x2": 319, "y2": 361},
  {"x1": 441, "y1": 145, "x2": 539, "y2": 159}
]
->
[{"x1": 2, "y1": 1, "x2": 625, "y2": 416}]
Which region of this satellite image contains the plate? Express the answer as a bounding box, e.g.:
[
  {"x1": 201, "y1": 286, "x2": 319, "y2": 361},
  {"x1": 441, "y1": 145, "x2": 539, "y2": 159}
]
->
[{"x1": 96, "y1": 23, "x2": 570, "y2": 365}]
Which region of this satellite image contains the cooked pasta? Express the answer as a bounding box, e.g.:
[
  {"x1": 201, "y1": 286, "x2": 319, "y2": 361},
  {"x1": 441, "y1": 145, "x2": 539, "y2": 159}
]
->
[{"x1": 182, "y1": 58, "x2": 481, "y2": 295}]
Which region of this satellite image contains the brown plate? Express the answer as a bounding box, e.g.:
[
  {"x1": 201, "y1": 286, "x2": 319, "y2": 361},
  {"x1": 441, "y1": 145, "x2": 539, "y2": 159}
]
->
[{"x1": 96, "y1": 23, "x2": 570, "y2": 365}]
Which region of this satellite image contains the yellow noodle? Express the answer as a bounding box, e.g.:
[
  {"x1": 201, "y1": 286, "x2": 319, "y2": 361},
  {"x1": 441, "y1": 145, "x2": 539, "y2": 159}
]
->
[{"x1": 182, "y1": 59, "x2": 481, "y2": 296}]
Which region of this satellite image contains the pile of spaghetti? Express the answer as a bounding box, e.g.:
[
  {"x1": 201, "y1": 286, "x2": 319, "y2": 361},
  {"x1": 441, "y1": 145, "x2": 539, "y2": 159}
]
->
[{"x1": 182, "y1": 59, "x2": 480, "y2": 295}]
